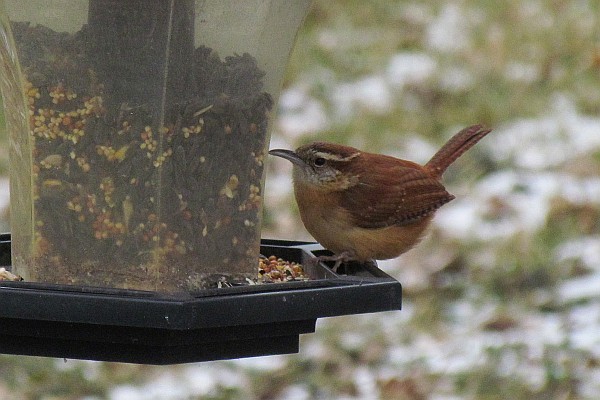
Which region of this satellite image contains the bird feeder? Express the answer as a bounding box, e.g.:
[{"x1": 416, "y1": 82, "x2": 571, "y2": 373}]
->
[
  {"x1": 3, "y1": 0, "x2": 314, "y2": 291},
  {"x1": 0, "y1": 0, "x2": 402, "y2": 364}
]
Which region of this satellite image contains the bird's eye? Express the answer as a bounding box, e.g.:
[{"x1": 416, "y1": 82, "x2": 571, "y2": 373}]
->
[{"x1": 314, "y1": 157, "x2": 326, "y2": 167}]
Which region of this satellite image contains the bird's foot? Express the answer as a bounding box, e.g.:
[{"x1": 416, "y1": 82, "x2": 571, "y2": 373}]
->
[{"x1": 316, "y1": 251, "x2": 356, "y2": 273}]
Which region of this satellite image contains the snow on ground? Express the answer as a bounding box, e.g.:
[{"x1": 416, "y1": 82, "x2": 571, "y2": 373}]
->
[
  {"x1": 487, "y1": 95, "x2": 600, "y2": 170},
  {"x1": 435, "y1": 170, "x2": 600, "y2": 241},
  {"x1": 258, "y1": 49, "x2": 600, "y2": 398}
]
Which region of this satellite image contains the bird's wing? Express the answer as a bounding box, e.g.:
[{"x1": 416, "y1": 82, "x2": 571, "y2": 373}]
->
[{"x1": 340, "y1": 160, "x2": 454, "y2": 229}]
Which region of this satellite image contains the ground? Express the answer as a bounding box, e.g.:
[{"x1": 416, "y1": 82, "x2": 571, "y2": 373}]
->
[{"x1": 1, "y1": 0, "x2": 600, "y2": 399}]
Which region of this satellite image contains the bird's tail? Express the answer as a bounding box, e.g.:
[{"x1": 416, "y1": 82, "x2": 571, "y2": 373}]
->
[{"x1": 424, "y1": 124, "x2": 492, "y2": 178}]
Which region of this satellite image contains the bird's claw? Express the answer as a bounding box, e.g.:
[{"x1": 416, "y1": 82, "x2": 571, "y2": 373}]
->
[{"x1": 316, "y1": 251, "x2": 356, "y2": 273}]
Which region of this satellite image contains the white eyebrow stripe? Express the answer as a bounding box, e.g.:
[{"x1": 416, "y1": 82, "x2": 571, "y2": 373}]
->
[{"x1": 314, "y1": 151, "x2": 361, "y2": 162}]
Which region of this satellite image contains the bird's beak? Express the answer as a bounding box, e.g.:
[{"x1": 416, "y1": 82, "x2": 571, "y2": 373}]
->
[{"x1": 268, "y1": 149, "x2": 305, "y2": 166}]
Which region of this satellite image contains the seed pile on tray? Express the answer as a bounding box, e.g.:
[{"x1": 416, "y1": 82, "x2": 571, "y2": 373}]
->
[
  {"x1": 258, "y1": 255, "x2": 308, "y2": 283},
  {"x1": 207, "y1": 255, "x2": 309, "y2": 288},
  {"x1": 11, "y1": 21, "x2": 274, "y2": 291}
]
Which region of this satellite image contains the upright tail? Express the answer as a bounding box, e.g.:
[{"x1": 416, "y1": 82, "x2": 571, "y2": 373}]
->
[{"x1": 424, "y1": 124, "x2": 492, "y2": 178}]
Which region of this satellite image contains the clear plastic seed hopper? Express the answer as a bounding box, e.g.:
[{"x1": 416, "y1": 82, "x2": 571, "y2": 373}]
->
[{"x1": 0, "y1": 0, "x2": 401, "y2": 364}]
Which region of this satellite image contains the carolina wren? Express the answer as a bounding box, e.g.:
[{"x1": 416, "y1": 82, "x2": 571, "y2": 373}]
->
[{"x1": 268, "y1": 124, "x2": 491, "y2": 269}]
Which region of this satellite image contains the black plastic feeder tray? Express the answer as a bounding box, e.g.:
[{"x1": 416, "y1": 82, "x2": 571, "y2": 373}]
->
[{"x1": 0, "y1": 233, "x2": 401, "y2": 364}]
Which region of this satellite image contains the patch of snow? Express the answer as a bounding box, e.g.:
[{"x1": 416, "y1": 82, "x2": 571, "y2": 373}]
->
[
  {"x1": 109, "y1": 364, "x2": 248, "y2": 400},
  {"x1": 558, "y1": 274, "x2": 600, "y2": 304},
  {"x1": 277, "y1": 86, "x2": 329, "y2": 138},
  {"x1": 183, "y1": 365, "x2": 246, "y2": 395},
  {"x1": 555, "y1": 235, "x2": 600, "y2": 272},
  {"x1": 439, "y1": 65, "x2": 474, "y2": 91},
  {"x1": 354, "y1": 366, "x2": 378, "y2": 399},
  {"x1": 568, "y1": 302, "x2": 600, "y2": 355},
  {"x1": 386, "y1": 52, "x2": 437, "y2": 89},
  {"x1": 426, "y1": 4, "x2": 471, "y2": 53},
  {"x1": 504, "y1": 62, "x2": 540, "y2": 83},
  {"x1": 341, "y1": 331, "x2": 367, "y2": 351},
  {"x1": 110, "y1": 372, "x2": 189, "y2": 400},
  {"x1": 278, "y1": 384, "x2": 311, "y2": 400},
  {"x1": 232, "y1": 354, "x2": 289, "y2": 371},
  {"x1": 264, "y1": 167, "x2": 294, "y2": 203},
  {"x1": 436, "y1": 170, "x2": 600, "y2": 241},
  {"x1": 331, "y1": 74, "x2": 393, "y2": 119},
  {"x1": 384, "y1": 134, "x2": 437, "y2": 165},
  {"x1": 487, "y1": 95, "x2": 600, "y2": 170}
]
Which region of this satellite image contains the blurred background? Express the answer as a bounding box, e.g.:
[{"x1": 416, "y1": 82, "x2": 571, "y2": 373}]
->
[{"x1": 2, "y1": 0, "x2": 600, "y2": 398}]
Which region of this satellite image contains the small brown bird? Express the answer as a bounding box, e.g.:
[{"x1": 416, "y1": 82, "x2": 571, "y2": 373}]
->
[{"x1": 269, "y1": 124, "x2": 491, "y2": 269}]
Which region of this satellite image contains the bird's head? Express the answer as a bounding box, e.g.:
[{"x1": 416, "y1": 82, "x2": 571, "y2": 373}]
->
[{"x1": 269, "y1": 142, "x2": 361, "y2": 190}]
